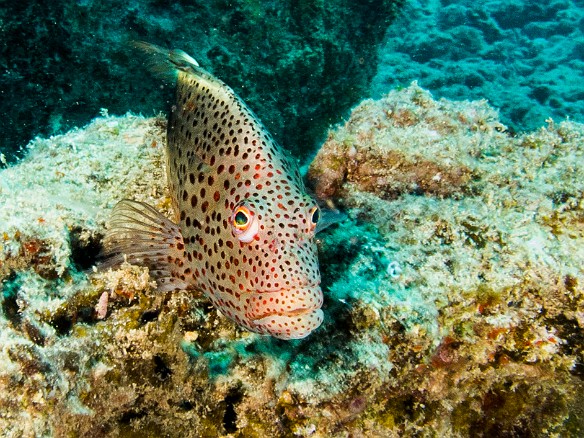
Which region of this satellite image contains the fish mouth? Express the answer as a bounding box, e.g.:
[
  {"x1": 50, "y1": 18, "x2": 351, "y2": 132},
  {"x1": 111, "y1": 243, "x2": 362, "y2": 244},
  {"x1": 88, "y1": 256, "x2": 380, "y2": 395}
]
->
[
  {"x1": 244, "y1": 285, "x2": 323, "y2": 322},
  {"x1": 252, "y1": 308, "x2": 324, "y2": 340},
  {"x1": 251, "y1": 306, "x2": 313, "y2": 321}
]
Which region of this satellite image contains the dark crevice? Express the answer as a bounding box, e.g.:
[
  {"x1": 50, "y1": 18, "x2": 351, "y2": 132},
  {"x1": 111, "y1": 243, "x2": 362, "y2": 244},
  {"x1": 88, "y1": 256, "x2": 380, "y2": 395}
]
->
[
  {"x1": 154, "y1": 355, "x2": 172, "y2": 381},
  {"x1": 69, "y1": 227, "x2": 103, "y2": 271},
  {"x1": 119, "y1": 409, "x2": 147, "y2": 425},
  {"x1": 550, "y1": 314, "x2": 584, "y2": 379},
  {"x1": 223, "y1": 387, "x2": 243, "y2": 433},
  {"x1": 45, "y1": 292, "x2": 101, "y2": 336},
  {"x1": 178, "y1": 400, "x2": 193, "y2": 411},
  {"x1": 50, "y1": 313, "x2": 73, "y2": 336},
  {"x1": 140, "y1": 309, "x2": 160, "y2": 325},
  {"x1": 1, "y1": 273, "x2": 23, "y2": 327}
]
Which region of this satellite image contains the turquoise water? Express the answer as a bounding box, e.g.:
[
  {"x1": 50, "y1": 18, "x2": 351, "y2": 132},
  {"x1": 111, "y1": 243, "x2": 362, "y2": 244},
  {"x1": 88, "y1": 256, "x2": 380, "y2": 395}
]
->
[
  {"x1": 0, "y1": 0, "x2": 395, "y2": 164},
  {"x1": 2, "y1": 1, "x2": 582, "y2": 162},
  {"x1": 372, "y1": 0, "x2": 584, "y2": 133},
  {"x1": 1, "y1": 1, "x2": 583, "y2": 436}
]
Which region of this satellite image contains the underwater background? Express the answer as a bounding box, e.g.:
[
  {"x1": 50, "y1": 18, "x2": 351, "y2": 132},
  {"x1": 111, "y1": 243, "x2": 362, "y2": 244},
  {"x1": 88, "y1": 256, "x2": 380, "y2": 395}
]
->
[{"x1": 1, "y1": 0, "x2": 583, "y2": 436}]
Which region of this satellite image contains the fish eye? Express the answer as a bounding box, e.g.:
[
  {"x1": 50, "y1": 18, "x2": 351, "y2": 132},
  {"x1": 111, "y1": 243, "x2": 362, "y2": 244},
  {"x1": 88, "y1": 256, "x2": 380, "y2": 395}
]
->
[
  {"x1": 234, "y1": 208, "x2": 249, "y2": 228},
  {"x1": 309, "y1": 206, "x2": 320, "y2": 230},
  {"x1": 231, "y1": 205, "x2": 259, "y2": 243}
]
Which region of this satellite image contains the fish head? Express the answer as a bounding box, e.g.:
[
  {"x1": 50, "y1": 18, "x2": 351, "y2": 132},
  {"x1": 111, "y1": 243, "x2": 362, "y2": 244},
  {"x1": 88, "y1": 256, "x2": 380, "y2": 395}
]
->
[{"x1": 227, "y1": 192, "x2": 324, "y2": 339}]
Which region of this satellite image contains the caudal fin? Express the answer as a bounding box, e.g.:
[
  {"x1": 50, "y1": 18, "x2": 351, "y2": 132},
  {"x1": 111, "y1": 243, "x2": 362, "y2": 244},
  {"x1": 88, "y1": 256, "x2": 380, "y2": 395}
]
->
[{"x1": 100, "y1": 199, "x2": 191, "y2": 292}]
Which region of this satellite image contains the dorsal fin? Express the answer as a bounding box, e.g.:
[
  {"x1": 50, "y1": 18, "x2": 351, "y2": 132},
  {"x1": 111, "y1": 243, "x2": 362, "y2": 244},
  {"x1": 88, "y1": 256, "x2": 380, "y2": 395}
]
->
[{"x1": 133, "y1": 41, "x2": 201, "y2": 80}]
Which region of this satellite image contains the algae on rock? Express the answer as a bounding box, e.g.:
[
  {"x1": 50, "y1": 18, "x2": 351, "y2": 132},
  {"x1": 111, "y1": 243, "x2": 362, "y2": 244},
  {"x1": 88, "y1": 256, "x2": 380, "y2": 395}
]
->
[
  {"x1": 308, "y1": 83, "x2": 584, "y2": 436},
  {"x1": 1, "y1": 84, "x2": 583, "y2": 436}
]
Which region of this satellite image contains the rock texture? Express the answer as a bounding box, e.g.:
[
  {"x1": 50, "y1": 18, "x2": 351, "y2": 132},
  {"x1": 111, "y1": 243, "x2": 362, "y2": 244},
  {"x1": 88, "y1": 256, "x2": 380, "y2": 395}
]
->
[
  {"x1": 372, "y1": 0, "x2": 584, "y2": 133},
  {"x1": 0, "y1": 0, "x2": 403, "y2": 163},
  {"x1": 1, "y1": 85, "x2": 583, "y2": 436}
]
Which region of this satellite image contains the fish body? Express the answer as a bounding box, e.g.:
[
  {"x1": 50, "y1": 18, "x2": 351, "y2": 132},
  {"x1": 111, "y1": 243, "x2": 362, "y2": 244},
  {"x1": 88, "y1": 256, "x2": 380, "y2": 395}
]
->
[{"x1": 103, "y1": 44, "x2": 323, "y2": 340}]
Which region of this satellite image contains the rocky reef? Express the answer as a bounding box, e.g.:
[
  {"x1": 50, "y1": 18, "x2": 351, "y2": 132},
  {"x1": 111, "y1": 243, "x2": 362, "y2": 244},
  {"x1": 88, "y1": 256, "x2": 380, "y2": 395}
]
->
[
  {"x1": 0, "y1": 0, "x2": 403, "y2": 163},
  {"x1": 1, "y1": 86, "x2": 583, "y2": 436},
  {"x1": 372, "y1": 0, "x2": 584, "y2": 133}
]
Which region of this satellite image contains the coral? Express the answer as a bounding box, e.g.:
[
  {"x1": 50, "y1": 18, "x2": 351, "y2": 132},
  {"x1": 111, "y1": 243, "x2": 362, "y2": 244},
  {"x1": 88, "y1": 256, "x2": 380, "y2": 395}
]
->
[
  {"x1": 307, "y1": 84, "x2": 503, "y2": 201},
  {"x1": 0, "y1": 113, "x2": 168, "y2": 282},
  {"x1": 1, "y1": 85, "x2": 584, "y2": 436}
]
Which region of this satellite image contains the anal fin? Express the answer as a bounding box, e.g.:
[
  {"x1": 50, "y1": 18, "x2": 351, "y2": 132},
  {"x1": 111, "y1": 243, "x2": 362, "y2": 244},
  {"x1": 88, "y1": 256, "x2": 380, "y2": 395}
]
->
[{"x1": 100, "y1": 199, "x2": 190, "y2": 292}]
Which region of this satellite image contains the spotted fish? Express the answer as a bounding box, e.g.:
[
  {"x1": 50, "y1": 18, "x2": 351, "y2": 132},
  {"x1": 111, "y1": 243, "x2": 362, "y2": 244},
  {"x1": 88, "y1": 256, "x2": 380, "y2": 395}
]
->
[{"x1": 102, "y1": 43, "x2": 324, "y2": 340}]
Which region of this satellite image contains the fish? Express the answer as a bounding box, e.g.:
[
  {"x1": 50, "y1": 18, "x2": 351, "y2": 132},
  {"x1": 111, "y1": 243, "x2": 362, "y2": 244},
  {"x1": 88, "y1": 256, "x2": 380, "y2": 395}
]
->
[{"x1": 101, "y1": 43, "x2": 324, "y2": 340}]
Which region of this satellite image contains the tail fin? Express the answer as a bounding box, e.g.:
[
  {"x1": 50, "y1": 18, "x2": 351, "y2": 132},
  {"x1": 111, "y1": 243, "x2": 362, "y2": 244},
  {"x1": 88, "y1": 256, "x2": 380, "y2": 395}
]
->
[
  {"x1": 100, "y1": 200, "x2": 191, "y2": 292},
  {"x1": 133, "y1": 41, "x2": 201, "y2": 80}
]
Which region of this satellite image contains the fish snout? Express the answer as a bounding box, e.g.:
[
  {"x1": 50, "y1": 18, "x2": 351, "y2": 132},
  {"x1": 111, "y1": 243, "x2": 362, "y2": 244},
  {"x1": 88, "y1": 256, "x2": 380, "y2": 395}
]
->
[
  {"x1": 244, "y1": 286, "x2": 324, "y2": 339},
  {"x1": 253, "y1": 309, "x2": 324, "y2": 340}
]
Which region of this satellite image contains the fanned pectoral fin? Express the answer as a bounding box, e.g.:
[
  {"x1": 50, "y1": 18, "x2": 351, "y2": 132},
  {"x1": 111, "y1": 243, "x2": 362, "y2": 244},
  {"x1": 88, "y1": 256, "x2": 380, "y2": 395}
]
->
[{"x1": 100, "y1": 199, "x2": 190, "y2": 292}]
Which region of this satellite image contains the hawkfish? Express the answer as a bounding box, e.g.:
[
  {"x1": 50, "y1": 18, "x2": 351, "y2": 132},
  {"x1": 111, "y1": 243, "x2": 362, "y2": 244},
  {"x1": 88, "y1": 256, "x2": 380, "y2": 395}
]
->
[{"x1": 102, "y1": 43, "x2": 324, "y2": 340}]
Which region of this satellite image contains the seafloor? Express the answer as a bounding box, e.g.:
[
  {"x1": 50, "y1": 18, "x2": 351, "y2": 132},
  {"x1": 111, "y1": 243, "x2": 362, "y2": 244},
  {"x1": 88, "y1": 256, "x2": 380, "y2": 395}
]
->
[
  {"x1": 0, "y1": 85, "x2": 582, "y2": 436},
  {"x1": 372, "y1": 0, "x2": 584, "y2": 133}
]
